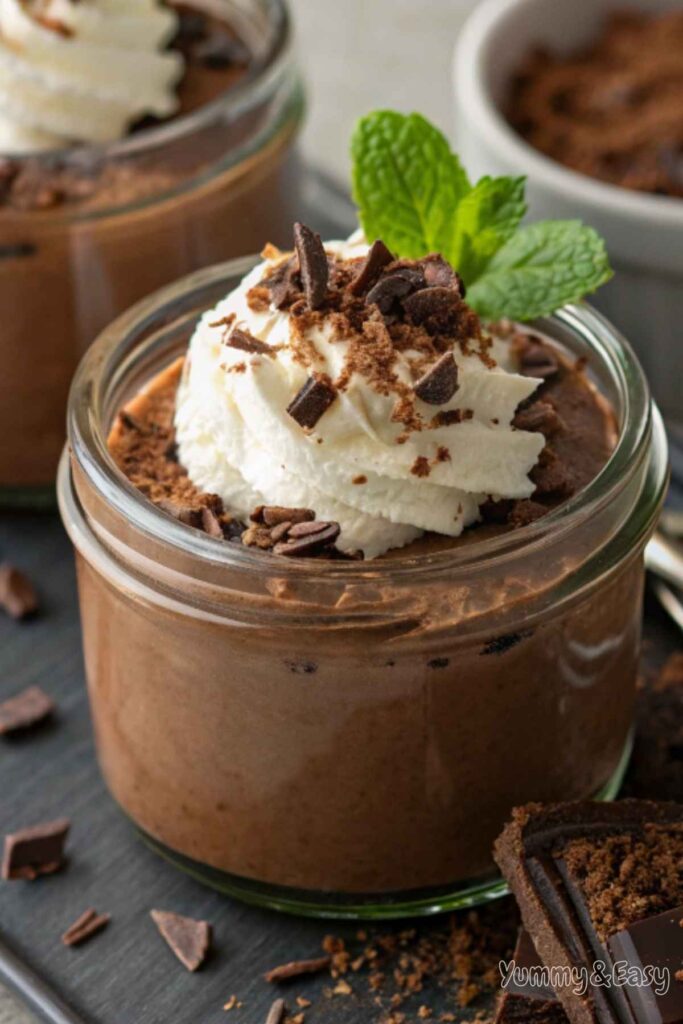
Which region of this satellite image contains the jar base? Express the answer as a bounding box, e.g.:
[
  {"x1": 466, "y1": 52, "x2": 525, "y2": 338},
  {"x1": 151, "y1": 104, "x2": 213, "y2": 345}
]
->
[{"x1": 134, "y1": 730, "x2": 633, "y2": 920}]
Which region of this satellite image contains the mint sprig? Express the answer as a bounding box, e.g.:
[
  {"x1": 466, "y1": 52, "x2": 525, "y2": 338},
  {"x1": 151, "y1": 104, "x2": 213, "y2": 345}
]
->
[{"x1": 351, "y1": 111, "x2": 612, "y2": 321}]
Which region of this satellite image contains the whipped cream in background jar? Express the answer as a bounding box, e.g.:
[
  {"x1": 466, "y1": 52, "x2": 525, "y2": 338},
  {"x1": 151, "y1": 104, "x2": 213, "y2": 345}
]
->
[
  {"x1": 59, "y1": 256, "x2": 667, "y2": 918},
  {"x1": 0, "y1": 0, "x2": 303, "y2": 504}
]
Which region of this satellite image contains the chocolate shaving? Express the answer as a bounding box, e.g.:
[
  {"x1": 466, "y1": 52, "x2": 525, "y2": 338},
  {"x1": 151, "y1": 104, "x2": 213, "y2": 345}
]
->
[
  {"x1": 273, "y1": 522, "x2": 341, "y2": 557},
  {"x1": 62, "y1": 908, "x2": 110, "y2": 947},
  {"x1": 366, "y1": 267, "x2": 424, "y2": 314},
  {"x1": 0, "y1": 563, "x2": 38, "y2": 620},
  {"x1": 348, "y1": 239, "x2": 394, "y2": 295},
  {"x1": 2, "y1": 818, "x2": 70, "y2": 880},
  {"x1": 414, "y1": 353, "x2": 459, "y2": 405},
  {"x1": 286, "y1": 376, "x2": 336, "y2": 429},
  {"x1": 264, "y1": 998, "x2": 286, "y2": 1024},
  {"x1": 226, "y1": 327, "x2": 273, "y2": 357},
  {"x1": 293, "y1": 222, "x2": 328, "y2": 310},
  {"x1": 264, "y1": 956, "x2": 331, "y2": 984},
  {"x1": 150, "y1": 910, "x2": 211, "y2": 972},
  {"x1": 254, "y1": 506, "x2": 315, "y2": 527},
  {"x1": 0, "y1": 686, "x2": 54, "y2": 735}
]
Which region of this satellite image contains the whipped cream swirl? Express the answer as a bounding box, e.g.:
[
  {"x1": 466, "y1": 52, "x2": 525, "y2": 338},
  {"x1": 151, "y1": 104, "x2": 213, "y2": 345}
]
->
[
  {"x1": 0, "y1": 0, "x2": 183, "y2": 152},
  {"x1": 175, "y1": 239, "x2": 546, "y2": 559}
]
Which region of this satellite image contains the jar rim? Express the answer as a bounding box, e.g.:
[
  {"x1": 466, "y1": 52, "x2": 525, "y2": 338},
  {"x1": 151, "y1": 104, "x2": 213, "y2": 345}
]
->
[{"x1": 64, "y1": 255, "x2": 667, "y2": 584}]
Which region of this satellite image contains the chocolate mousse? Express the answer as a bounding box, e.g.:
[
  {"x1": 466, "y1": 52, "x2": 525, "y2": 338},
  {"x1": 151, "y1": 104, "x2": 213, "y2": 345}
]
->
[
  {"x1": 507, "y1": 10, "x2": 683, "y2": 197},
  {"x1": 0, "y1": 0, "x2": 301, "y2": 493}
]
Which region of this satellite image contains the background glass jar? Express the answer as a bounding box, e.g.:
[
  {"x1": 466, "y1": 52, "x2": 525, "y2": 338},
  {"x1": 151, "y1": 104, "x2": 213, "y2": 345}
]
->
[
  {"x1": 0, "y1": 0, "x2": 303, "y2": 504},
  {"x1": 59, "y1": 259, "x2": 668, "y2": 919}
]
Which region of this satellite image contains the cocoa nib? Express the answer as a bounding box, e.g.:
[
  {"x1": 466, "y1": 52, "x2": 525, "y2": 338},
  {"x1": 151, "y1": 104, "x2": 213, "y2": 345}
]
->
[
  {"x1": 2, "y1": 818, "x2": 70, "y2": 880},
  {"x1": 348, "y1": 239, "x2": 394, "y2": 295},
  {"x1": 293, "y1": 222, "x2": 329, "y2": 310},
  {"x1": 414, "y1": 353, "x2": 459, "y2": 405},
  {"x1": 225, "y1": 327, "x2": 273, "y2": 356},
  {"x1": 286, "y1": 376, "x2": 337, "y2": 429}
]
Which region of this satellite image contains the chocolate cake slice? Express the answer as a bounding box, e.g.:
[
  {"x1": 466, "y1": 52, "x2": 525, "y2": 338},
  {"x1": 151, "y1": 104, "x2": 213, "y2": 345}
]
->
[{"x1": 494, "y1": 801, "x2": 683, "y2": 1024}]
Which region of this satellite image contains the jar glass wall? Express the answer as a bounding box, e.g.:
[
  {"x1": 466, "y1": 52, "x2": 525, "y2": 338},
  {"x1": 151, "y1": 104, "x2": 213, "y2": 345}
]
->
[
  {"x1": 0, "y1": 0, "x2": 303, "y2": 503},
  {"x1": 59, "y1": 259, "x2": 668, "y2": 918}
]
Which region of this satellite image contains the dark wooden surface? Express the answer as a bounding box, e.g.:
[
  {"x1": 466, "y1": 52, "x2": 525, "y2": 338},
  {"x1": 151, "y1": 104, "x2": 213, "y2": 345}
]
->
[{"x1": 0, "y1": 505, "x2": 680, "y2": 1024}]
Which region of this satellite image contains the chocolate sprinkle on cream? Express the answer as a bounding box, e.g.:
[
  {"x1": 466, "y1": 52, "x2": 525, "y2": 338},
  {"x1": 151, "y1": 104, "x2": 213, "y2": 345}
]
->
[
  {"x1": 2, "y1": 818, "x2": 70, "y2": 880},
  {"x1": 264, "y1": 956, "x2": 331, "y2": 984},
  {"x1": 61, "y1": 908, "x2": 111, "y2": 948},
  {"x1": 293, "y1": 222, "x2": 328, "y2": 310},
  {"x1": 0, "y1": 686, "x2": 54, "y2": 735},
  {"x1": 414, "y1": 352, "x2": 459, "y2": 405},
  {"x1": 348, "y1": 239, "x2": 394, "y2": 295},
  {"x1": 150, "y1": 910, "x2": 211, "y2": 972},
  {"x1": 286, "y1": 376, "x2": 337, "y2": 429},
  {"x1": 225, "y1": 327, "x2": 273, "y2": 357}
]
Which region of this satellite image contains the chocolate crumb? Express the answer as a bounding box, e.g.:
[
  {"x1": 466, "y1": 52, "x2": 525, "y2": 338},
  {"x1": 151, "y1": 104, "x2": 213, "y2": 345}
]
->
[
  {"x1": 352, "y1": 475, "x2": 367, "y2": 485},
  {"x1": 414, "y1": 353, "x2": 459, "y2": 405},
  {"x1": 264, "y1": 956, "x2": 331, "y2": 984},
  {"x1": 0, "y1": 563, "x2": 38, "y2": 620},
  {"x1": 225, "y1": 327, "x2": 273, "y2": 357},
  {"x1": 0, "y1": 686, "x2": 54, "y2": 735},
  {"x1": 2, "y1": 818, "x2": 70, "y2": 880},
  {"x1": 150, "y1": 910, "x2": 211, "y2": 972},
  {"x1": 61, "y1": 908, "x2": 110, "y2": 947},
  {"x1": 287, "y1": 377, "x2": 336, "y2": 430},
  {"x1": 293, "y1": 222, "x2": 329, "y2": 310},
  {"x1": 411, "y1": 456, "x2": 431, "y2": 478}
]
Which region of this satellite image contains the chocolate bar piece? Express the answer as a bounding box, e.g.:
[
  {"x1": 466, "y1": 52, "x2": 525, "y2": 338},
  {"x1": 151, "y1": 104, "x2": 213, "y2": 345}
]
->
[
  {"x1": 496, "y1": 930, "x2": 568, "y2": 1023},
  {"x1": 494, "y1": 800, "x2": 683, "y2": 1024}
]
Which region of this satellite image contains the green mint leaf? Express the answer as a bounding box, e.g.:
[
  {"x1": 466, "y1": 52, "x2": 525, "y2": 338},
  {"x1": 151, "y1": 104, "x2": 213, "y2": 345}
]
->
[
  {"x1": 466, "y1": 220, "x2": 613, "y2": 321},
  {"x1": 449, "y1": 175, "x2": 527, "y2": 283},
  {"x1": 351, "y1": 110, "x2": 471, "y2": 259}
]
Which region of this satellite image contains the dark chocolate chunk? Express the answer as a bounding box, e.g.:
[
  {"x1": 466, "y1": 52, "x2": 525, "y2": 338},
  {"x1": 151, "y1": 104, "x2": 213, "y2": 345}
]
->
[
  {"x1": 273, "y1": 522, "x2": 341, "y2": 557},
  {"x1": 264, "y1": 256, "x2": 298, "y2": 309},
  {"x1": 2, "y1": 818, "x2": 70, "y2": 880},
  {"x1": 348, "y1": 239, "x2": 394, "y2": 295},
  {"x1": 494, "y1": 800, "x2": 683, "y2": 1024},
  {"x1": 264, "y1": 956, "x2": 331, "y2": 983},
  {"x1": 150, "y1": 910, "x2": 211, "y2": 972},
  {"x1": 496, "y1": 930, "x2": 568, "y2": 1024},
  {"x1": 293, "y1": 222, "x2": 329, "y2": 310},
  {"x1": 255, "y1": 506, "x2": 315, "y2": 527},
  {"x1": 61, "y1": 908, "x2": 111, "y2": 947},
  {"x1": 226, "y1": 327, "x2": 273, "y2": 356},
  {"x1": 366, "y1": 267, "x2": 424, "y2": 314},
  {"x1": 421, "y1": 255, "x2": 465, "y2": 294},
  {"x1": 200, "y1": 507, "x2": 224, "y2": 538},
  {"x1": 403, "y1": 286, "x2": 461, "y2": 328},
  {"x1": 414, "y1": 352, "x2": 459, "y2": 405},
  {"x1": 156, "y1": 500, "x2": 203, "y2": 529},
  {"x1": 0, "y1": 563, "x2": 38, "y2": 620},
  {"x1": 606, "y1": 905, "x2": 683, "y2": 1024},
  {"x1": 286, "y1": 376, "x2": 336, "y2": 429},
  {"x1": 0, "y1": 686, "x2": 54, "y2": 735}
]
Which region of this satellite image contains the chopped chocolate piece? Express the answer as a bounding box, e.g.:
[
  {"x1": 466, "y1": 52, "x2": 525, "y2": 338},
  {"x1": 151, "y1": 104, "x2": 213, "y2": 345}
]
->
[
  {"x1": 494, "y1": 800, "x2": 683, "y2": 1024},
  {"x1": 61, "y1": 908, "x2": 111, "y2": 947},
  {"x1": 496, "y1": 930, "x2": 568, "y2": 1024},
  {"x1": 287, "y1": 520, "x2": 330, "y2": 539},
  {"x1": 0, "y1": 563, "x2": 38, "y2": 620},
  {"x1": 513, "y1": 401, "x2": 563, "y2": 436},
  {"x1": 348, "y1": 239, "x2": 394, "y2": 295},
  {"x1": 0, "y1": 686, "x2": 54, "y2": 735},
  {"x1": 421, "y1": 255, "x2": 465, "y2": 294},
  {"x1": 286, "y1": 376, "x2": 336, "y2": 429},
  {"x1": 273, "y1": 522, "x2": 341, "y2": 557},
  {"x1": 150, "y1": 910, "x2": 211, "y2": 972},
  {"x1": 256, "y1": 506, "x2": 315, "y2": 527},
  {"x1": 518, "y1": 342, "x2": 560, "y2": 380},
  {"x1": 226, "y1": 327, "x2": 273, "y2": 356},
  {"x1": 200, "y1": 507, "x2": 224, "y2": 538},
  {"x1": 433, "y1": 408, "x2": 472, "y2": 426},
  {"x1": 264, "y1": 956, "x2": 331, "y2": 984},
  {"x1": 263, "y1": 256, "x2": 298, "y2": 309},
  {"x1": 403, "y1": 286, "x2": 461, "y2": 330},
  {"x1": 269, "y1": 521, "x2": 292, "y2": 543},
  {"x1": 366, "y1": 267, "x2": 424, "y2": 314},
  {"x1": 2, "y1": 818, "x2": 70, "y2": 880},
  {"x1": 156, "y1": 499, "x2": 203, "y2": 529},
  {"x1": 264, "y1": 998, "x2": 286, "y2": 1024},
  {"x1": 293, "y1": 222, "x2": 329, "y2": 310},
  {"x1": 606, "y1": 906, "x2": 683, "y2": 1024},
  {"x1": 414, "y1": 353, "x2": 459, "y2": 405}
]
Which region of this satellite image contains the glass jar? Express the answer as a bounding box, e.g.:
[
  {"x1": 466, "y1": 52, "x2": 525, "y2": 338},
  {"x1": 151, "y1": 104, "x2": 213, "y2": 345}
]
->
[
  {"x1": 0, "y1": 0, "x2": 302, "y2": 504},
  {"x1": 58, "y1": 258, "x2": 668, "y2": 919}
]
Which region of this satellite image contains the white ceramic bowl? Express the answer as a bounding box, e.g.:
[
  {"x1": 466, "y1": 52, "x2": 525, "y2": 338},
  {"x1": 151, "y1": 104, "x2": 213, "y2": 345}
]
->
[{"x1": 453, "y1": 0, "x2": 683, "y2": 422}]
